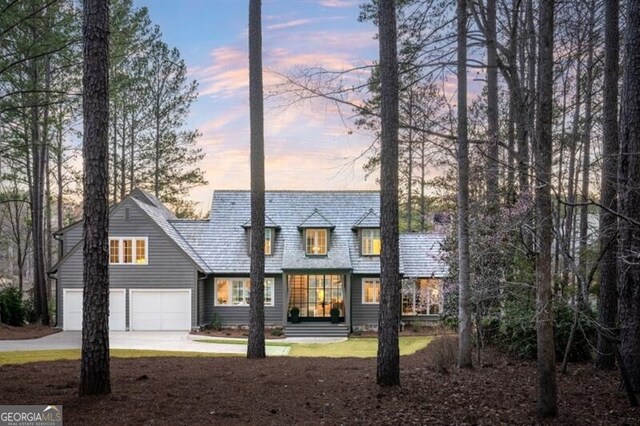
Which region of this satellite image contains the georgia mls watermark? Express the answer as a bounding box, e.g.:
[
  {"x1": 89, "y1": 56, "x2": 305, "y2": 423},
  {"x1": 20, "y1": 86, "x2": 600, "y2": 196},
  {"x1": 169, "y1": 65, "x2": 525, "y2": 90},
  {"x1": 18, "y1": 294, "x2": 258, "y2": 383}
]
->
[{"x1": 0, "y1": 405, "x2": 62, "y2": 426}]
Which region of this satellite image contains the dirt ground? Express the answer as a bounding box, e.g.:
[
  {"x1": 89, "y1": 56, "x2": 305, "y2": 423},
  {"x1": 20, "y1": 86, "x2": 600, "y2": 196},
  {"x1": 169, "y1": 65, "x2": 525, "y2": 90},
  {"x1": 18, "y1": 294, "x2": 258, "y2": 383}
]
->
[
  {"x1": 0, "y1": 324, "x2": 60, "y2": 340},
  {"x1": 0, "y1": 339, "x2": 637, "y2": 425}
]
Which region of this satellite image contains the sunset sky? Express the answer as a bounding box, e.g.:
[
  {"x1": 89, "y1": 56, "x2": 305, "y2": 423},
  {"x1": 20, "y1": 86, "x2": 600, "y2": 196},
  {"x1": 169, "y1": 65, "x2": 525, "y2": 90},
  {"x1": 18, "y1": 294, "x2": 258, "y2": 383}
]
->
[{"x1": 134, "y1": 0, "x2": 381, "y2": 211}]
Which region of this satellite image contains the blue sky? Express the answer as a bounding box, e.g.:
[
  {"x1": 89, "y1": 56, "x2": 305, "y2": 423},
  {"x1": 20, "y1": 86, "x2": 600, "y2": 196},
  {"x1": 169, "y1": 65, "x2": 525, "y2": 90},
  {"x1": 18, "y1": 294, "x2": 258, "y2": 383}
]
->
[{"x1": 134, "y1": 0, "x2": 380, "y2": 210}]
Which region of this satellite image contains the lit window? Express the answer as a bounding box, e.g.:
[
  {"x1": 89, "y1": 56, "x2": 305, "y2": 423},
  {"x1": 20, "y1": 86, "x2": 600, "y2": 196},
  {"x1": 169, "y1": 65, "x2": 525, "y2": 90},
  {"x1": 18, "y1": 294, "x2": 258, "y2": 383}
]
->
[
  {"x1": 306, "y1": 229, "x2": 327, "y2": 255},
  {"x1": 122, "y1": 239, "x2": 133, "y2": 264},
  {"x1": 109, "y1": 239, "x2": 119, "y2": 264},
  {"x1": 135, "y1": 239, "x2": 147, "y2": 264},
  {"x1": 265, "y1": 228, "x2": 272, "y2": 255},
  {"x1": 361, "y1": 228, "x2": 381, "y2": 255},
  {"x1": 362, "y1": 278, "x2": 380, "y2": 304},
  {"x1": 214, "y1": 278, "x2": 275, "y2": 307},
  {"x1": 109, "y1": 237, "x2": 148, "y2": 265},
  {"x1": 402, "y1": 279, "x2": 442, "y2": 315}
]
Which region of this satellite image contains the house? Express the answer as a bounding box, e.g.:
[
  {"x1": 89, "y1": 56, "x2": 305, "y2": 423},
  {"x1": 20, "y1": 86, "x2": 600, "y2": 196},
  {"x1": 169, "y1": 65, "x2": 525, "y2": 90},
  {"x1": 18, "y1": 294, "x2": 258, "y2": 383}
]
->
[{"x1": 51, "y1": 189, "x2": 447, "y2": 336}]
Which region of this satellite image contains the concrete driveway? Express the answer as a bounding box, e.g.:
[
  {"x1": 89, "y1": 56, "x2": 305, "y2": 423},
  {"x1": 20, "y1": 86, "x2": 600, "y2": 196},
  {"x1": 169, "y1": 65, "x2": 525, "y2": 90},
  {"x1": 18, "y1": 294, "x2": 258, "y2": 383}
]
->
[{"x1": 0, "y1": 331, "x2": 290, "y2": 356}]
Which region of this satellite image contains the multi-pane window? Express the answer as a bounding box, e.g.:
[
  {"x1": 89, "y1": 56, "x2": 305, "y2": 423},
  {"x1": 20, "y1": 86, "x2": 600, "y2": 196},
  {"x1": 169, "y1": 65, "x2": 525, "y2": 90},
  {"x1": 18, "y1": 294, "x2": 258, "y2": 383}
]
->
[
  {"x1": 214, "y1": 278, "x2": 275, "y2": 307},
  {"x1": 402, "y1": 278, "x2": 443, "y2": 315},
  {"x1": 305, "y1": 229, "x2": 327, "y2": 255},
  {"x1": 109, "y1": 239, "x2": 119, "y2": 264},
  {"x1": 109, "y1": 237, "x2": 148, "y2": 265},
  {"x1": 361, "y1": 228, "x2": 381, "y2": 255},
  {"x1": 362, "y1": 278, "x2": 380, "y2": 304},
  {"x1": 122, "y1": 239, "x2": 133, "y2": 264}
]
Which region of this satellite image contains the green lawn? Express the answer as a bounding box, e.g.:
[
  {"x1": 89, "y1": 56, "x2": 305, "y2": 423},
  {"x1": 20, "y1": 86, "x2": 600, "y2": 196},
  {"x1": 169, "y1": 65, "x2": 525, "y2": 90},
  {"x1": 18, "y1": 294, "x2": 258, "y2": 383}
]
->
[
  {"x1": 195, "y1": 336, "x2": 432, "y2": 358},
  {"x1": 288, "y1": 336, "x2": 431, "y2": 358},
  {"x1": 0, "y1": 336, "x2": 432, "y2": 365},
  {"x1": 0, "y1": 349, "x2": 233, "y2": 366}
]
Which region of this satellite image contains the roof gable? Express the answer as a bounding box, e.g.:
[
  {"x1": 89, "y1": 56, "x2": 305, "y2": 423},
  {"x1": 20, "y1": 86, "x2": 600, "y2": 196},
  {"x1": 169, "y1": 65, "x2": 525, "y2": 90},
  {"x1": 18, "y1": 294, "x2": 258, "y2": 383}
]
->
[
  {"x1": 298, "y1": 209, "x2": 335, "y2": 230},
  {"x1": 351, "y1": 209, "x2": 380, "y2": 230}
]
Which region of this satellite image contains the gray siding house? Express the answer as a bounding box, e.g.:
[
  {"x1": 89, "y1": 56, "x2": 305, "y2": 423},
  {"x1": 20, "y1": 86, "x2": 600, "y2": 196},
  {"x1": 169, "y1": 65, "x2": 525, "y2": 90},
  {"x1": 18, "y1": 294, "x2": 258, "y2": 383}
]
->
[{"x1": 52, "y1": 189, "x2": 447, "y2": 335}]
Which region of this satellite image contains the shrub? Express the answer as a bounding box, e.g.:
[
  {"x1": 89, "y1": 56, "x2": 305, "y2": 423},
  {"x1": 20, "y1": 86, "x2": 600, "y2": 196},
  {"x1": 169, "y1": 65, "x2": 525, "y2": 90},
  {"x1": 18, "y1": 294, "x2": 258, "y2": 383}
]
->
[
  {"x1": 202, "y1": 313, "x2": 222, "y2": 331},
  {"x1": 270, "y1": 327, "x2": 284, "y2": 337},
  {"x1": 499, "y1": 298, "x2": 596, "y2": 361},
  {"x1": 423, "y1": 335, "x2": 458, "y2": 373},
  {"x1": 0, "y1": 287, "x2": 25, "y2": 326},
  {"x1": 22, "y1": 297, "x2": 38, "y2": 324}
]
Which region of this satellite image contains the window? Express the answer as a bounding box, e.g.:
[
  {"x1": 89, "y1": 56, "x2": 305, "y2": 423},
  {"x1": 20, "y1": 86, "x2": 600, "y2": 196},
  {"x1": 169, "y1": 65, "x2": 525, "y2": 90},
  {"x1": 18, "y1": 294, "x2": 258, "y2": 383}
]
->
[
  {"x1": 214, "y1": 278, "x2": 275, "y2": 307},
  {"x1": 248, "y1": 228, "x2": 274, "y2": 255},
  {"x1": 109, "y1": 239, "x2": 119, "y2": 264},
  {"x1": 265, "y1": 228, "x2": 272, "y2": 255},
  {"x1": 109, "y1": 237, "x2": 148, "y2": 265},
  {"x1": 362, "y1": 278, "x2": 380, "y2": 304},
  {"x1": 402, "y1": 278, "x2": 442, "y2": 315},
  {"x1": 305, "y1": 229, "x2": 327, "y2": 255},
  {"x1": 361, "y1": 228, "x2": 381, "y2": 255}
]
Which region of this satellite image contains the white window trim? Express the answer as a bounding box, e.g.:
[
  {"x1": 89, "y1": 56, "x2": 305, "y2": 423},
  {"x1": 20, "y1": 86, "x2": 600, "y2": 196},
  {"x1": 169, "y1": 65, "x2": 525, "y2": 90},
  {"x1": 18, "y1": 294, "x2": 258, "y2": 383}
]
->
[
  {"x1": 109, "y1": 237, "x2": 149, "y2": 265},
  {"x1": 361, "y1": 277, "x2": 380, "y2": 304},
  {"x1": 305, "y1": 228, "x2": 328, "y2": 255},
  {"x1": 361, "y1": 228, "x2": 381, "y2": 256},
  {"x1": 214, "y1": 277, "x2": 275, "y2": 307}
]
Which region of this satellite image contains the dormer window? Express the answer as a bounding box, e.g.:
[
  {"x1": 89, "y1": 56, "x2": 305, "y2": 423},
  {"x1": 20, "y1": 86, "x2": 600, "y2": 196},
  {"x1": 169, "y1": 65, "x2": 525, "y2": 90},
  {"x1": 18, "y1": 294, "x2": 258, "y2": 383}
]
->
[
  {"x1": 361, "y1": 228, "x2": 381, "y2": 256},
  {"x1": 264, "y1": 228, "x2": 273, "y2": 255},
  {"x1": 243, "y1": 215, "x2": 280, "y2": 256},
  {"x1": 306, "y1": 229, "x2": 327, "y2": 255}
]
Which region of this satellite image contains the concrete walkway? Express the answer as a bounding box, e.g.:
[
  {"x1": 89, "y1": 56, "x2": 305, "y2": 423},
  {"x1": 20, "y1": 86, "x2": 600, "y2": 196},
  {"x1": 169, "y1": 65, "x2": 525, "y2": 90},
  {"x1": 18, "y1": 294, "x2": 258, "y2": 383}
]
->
[{"x1": 0, "y1": 331, "x2": 290, "y2": 356}]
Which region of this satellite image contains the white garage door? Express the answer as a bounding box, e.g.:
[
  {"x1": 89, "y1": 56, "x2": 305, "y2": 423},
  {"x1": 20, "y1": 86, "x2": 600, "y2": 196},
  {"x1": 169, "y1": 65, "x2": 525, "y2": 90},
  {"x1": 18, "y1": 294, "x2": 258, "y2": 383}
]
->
[
  {"x1": 130, "y1": 289, "x2": 191, "y2": 331},
  {"x1": 63, "y1": 289, "x2": 126, "y2": 331}
]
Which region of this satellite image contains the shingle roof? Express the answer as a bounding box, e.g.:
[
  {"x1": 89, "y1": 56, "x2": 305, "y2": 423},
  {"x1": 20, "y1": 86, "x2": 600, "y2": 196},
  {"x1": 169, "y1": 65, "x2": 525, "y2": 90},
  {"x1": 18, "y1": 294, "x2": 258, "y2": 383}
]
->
[
  {"x1": 399, "y1": 233, "x2": 447, "y2": 277},
  {"x1": 130, "y1": 197, "x2": 210, "y2": 272},
  {"x1": 351, "y1": 209, "x2": 380, "y2": 230},
  {"x1": 203, "y1": 191, "x2": 381, "y2": 274},
  {"x1": 242, "y1": 214, "x2": 280, "y2": 229},
  {"x1": 297, "y1": 209, "x2": 335, "y2": 230}
]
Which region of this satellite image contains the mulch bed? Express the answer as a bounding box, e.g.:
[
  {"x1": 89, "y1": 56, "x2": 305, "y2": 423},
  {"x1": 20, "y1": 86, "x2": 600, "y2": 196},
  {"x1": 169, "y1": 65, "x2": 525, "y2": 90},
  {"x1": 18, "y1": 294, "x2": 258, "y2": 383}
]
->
[
  {"x1": 0, "y1": 324, "x2": 60, "y2": 340},
  {"x1": 191, "y1": 327, "x2": 286, "y2": 339},
  {"x1": 0, "y1": 338, "x2": 637, "y2": 425}
]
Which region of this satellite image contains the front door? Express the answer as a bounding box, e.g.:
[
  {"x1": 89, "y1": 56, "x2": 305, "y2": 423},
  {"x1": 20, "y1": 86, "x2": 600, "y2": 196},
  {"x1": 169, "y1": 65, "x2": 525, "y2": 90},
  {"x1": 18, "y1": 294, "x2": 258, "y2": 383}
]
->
[{"x1": 288, "y1": 274, "x2": 344, "y2": 321}]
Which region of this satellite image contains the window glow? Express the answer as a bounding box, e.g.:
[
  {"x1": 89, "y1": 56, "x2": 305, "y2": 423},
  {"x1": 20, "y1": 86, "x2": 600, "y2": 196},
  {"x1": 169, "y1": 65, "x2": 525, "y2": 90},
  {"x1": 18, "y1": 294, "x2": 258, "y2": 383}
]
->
[
  {"x1": 362, "y1": 278, "x2": 380, "y2": 304},
  {"x1": 361, "y1": 228, "x2": 381, "y2": 255},
  {"x1": 214, "y1": 278, "x2": 275, "y2": 307},
  {"x1": 109, "y1": 237, "x2": 148, "y2": 265},
  {"x1": 305, "y1": 229, "x2": 327, "y2": 255},
  {"x1": 402, "y1": 279, "x2": 443, "y2": 315}
]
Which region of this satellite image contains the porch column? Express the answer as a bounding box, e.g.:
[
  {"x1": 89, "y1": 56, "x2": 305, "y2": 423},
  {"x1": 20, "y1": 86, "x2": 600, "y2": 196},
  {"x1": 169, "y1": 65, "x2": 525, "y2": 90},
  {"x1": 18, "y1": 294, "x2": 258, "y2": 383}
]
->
[
  {"x1": 345, "y1": 273, "x2": 351, "y2": 330},
  {"x1": 282, "y1": 272, "x2": 288, "y2": 325}
]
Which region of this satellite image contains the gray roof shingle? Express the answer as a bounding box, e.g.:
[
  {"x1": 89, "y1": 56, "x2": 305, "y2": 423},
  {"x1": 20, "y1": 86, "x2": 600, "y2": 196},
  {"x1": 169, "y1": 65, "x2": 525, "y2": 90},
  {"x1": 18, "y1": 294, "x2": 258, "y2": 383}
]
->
[
  {"x1": 399, "y1": 233, "x2": 447, "y2": 277},
  {"x1": 130, "y1": 196, "x2": 210, "y2": 272},
  {"x1": 351, "y1": 209, "x2": 380, "y2": 230}
]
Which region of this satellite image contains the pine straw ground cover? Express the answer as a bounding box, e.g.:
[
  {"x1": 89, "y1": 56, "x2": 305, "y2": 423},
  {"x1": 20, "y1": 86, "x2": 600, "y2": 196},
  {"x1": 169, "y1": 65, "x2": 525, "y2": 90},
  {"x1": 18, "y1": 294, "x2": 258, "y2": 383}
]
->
[
  {"x1": 0, "y1": 324, "x2": 59, "y2": 340},
  {"x1": 0, "y1": 337, "x2": 637, "y2": 425}
]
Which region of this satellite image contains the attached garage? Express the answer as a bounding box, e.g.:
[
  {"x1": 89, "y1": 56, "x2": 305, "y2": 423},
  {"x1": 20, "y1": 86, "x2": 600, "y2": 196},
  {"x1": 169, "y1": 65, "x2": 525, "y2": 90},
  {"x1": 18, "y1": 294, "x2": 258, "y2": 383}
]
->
[
  {"x1": 129, "y1": 289, "x2": 191, "y2": 331},
  {"x1": 62, "y1": 288, "x2": 126, "y2": 331}
]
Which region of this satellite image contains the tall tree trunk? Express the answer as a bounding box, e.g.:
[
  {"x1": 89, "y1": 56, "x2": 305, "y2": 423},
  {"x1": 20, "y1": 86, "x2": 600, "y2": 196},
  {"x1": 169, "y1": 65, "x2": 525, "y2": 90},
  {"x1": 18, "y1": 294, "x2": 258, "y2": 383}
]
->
[
  {"x1": 407, "y1": 91, "x2": 413, "y2": 232},
  {"x1": 80, "y1": 0, "x2": 111, "y2": 396},
  {"x1": 485, "y1": 0, "x2": 499, "y2": 213},
  {"x1": 457, "y1": 0, "x2": 473, "y2": 369},
  {"x1": 112, "y1": 106, "x2": 118, "y2": 204},
  {"x1": 618, "y1": 0, "x2": 640, "y2": 393},
  {"x1": 43, "y1": 55, "x2": 53, "y2": 302},
  {"x1": 247, "y1": 0, "x2": 266, "y2": 359},
  {"x1": 596, "y1": 0, "x2": 619, "y2": 371},
  {"x1": 120, "y1": 112, "x2": 126, "y2": 200},
  {"x1": 376, "y1": 0, "x2": 401, "y2": 387},
  {"x1": 420, "y1": 134, "x2": 426, "y2": 231},
  {"x1": 56, "y1": 120, "x2": 64, "y2": 257},
  {"x1": 29, "y1": 33, "x2": 50, "y2": 325},
  {"x1": 534, "y1": 0, "x2": 557, "y2": 417},
  {"x1": 130, "y1": 117, "x2": 135, "y2": 191},
  {"x1": 578, "y1": 3, "x2": 595, "y2": 307}
]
